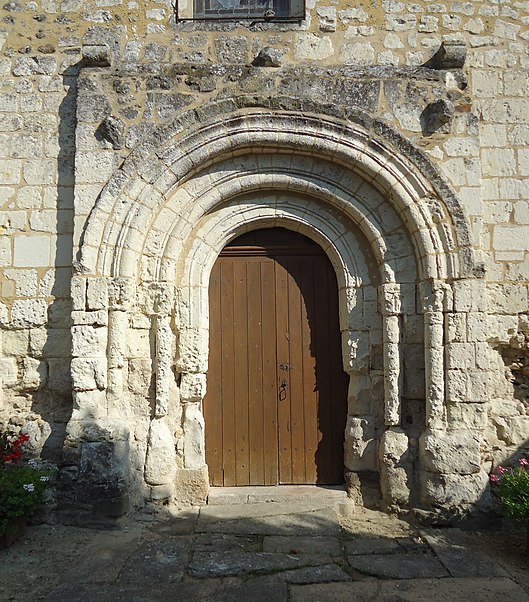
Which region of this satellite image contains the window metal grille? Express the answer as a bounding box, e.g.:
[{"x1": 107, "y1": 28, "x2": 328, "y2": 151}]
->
[{"x1": 176, "y1": 0, "x2": 304, "y2": 20}]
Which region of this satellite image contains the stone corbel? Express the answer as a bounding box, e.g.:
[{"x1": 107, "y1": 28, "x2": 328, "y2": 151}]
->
[{"x1": 379, "y1": 283, "x2": 402, "y2": 426}]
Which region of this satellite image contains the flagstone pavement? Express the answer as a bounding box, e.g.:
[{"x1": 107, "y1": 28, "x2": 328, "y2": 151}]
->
[{"x1": 2, "y1": 486, "x2": 528, "y2": 601}]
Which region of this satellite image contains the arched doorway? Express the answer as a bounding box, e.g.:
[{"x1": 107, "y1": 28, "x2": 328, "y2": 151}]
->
[{"x1": 204, "y1": 228, "x2": 349, "y2": 487}]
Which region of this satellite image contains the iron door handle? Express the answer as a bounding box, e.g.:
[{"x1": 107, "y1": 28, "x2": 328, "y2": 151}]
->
[{"x1": 279, "y1": 378, "x2": 287, "y2": 400}]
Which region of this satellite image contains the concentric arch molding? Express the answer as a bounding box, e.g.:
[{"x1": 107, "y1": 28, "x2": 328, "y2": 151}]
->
[{"x1": 76, "y1": 95, "x2": 480, "y2": 282}]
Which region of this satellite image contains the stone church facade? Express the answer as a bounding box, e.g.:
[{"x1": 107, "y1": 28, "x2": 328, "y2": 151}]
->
[{"x1": 1, "y1": 0, "x2": 528, "y2": 520}]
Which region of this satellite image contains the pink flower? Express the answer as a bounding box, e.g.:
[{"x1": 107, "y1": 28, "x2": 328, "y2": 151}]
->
[
  {"x1": 519, "y1": 458, "x2": 528, "y2": 467},
  {"x1": 497, "y1": 466, "x2": 508, "y2": 474},
  {"x1": 489, "y1": 474, "x2": 499, "y2": 483}
]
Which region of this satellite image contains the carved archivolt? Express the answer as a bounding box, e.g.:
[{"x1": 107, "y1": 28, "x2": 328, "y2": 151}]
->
[{"x1": 73, "y1": 99, "x2": 479, "y2": 503}]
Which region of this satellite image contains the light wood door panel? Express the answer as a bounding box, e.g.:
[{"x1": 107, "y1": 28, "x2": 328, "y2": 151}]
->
[{"x1": 204, "y1": 229, "x2": 348, "y2": 486}]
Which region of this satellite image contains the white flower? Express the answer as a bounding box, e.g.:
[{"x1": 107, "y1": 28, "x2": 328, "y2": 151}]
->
[
  {"x1": 23, "y1": 483, "x2": 35, "y2": 492},
  {"x1": 40, "y1": 476, "x2": 49, "y2": 482}
]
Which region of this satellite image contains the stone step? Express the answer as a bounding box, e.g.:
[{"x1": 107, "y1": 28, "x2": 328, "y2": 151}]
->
[{"x1": 207, "y1": 485, "x2": 348, "y2": 506}]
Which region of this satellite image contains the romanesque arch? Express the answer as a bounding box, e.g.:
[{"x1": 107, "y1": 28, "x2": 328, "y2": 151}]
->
[{"x1": 70, "y1": 97, "x2": 482, "y2": 510}]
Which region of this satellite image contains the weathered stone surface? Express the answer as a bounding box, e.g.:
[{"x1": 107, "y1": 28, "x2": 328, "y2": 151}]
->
[
  {"x1": 119, "y1": 539, "x2": 190, "y2": 585},
  {"x1": 97, "y1": 115, "x2": 124, "y2": 150},
  {"x1": 347, "y1": 550, "x2": 449, "y2": 579},
  {"x1": 197, "y1": 502, "x2": 341, "y2": 537},
  {"x1": 189, "y1": 551, "x2": 328, "y2": 578},
  {"x1": 81, "y1": 44, "x2": 111, "y2": 67},
  {"x1": 263, "y1": 536, "x2": 342, "y2": 556},
  {"x1": 144, "y1": 418, "x2": 177, "y2": 487},
  {"x1": 422, "y1": 98, "x2": 455, "y2": 133},
  {"x1": 422, "y1": 531, "x2": 508, "y2": 578},
  {"x1": 290, "y1": 579, "x2": 529, "y2": 602},
  {"x1": 429, "y1": 41, "x2": 467, "y2": 69},
  {"x1": 344, "y1": 536, "x2": 402, "y2": 556},
  {"x1": 420, "y1": 429, "x2": 481, "y2": 475},
  {"x1": 1, "y1": 0, "x2": 529, "y2": 522},
  {"x1": 252, "y1": 47, "x2": 283, "y2": 68}
]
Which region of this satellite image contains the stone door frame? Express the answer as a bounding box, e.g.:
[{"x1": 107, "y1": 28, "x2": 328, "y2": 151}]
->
[{"x1": 70, "y1": 96, "x2": 483, "y2": 512}]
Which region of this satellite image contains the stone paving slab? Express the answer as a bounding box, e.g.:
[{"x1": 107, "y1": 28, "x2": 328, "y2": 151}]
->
[
  {"x1": 189, "y1": 550, "x2": 330, "y2": 578},
  {"x1": 197, "y1": 504, "x2": 341, "y2": 536},
  {"x1": 290, "y1": 577, "x2": 529, "y2": 602},
  {"x1": 263, "y1": 535, "x2": 342, "y2": 556},
  {"x1": 347, "y1": 550, "x2": 449, "y2": 579},
  {"x1": 37, "y1": 497, "x2": 529, "y2": 602},
  {"x1": 344, "y1": 535, "x2": 402, "y2": 556},
  {"x1": 146, "y1": 508, "x2": 199, "y2": 536},
  {"x1": 193, "y1": 532, "x2": 262, "y2": 552},
  {"x1": 422, "y1": 530, "x2": 509, "y2": 578},
  {"x1": 57, "y1": 529, "x2": 143, "y2": 584},
  {"x1": 47, "y1": 578, "x2": 290, "y2": 602},
  {"x1": 160, "y1": 577, "x2": 290, "y2": 601},
  {"x1": 118, "y1": 538, "x2": 190, "y2": 585},
  {"x1": 254, "y1": 563, "x2": 352, "y2": 585}
]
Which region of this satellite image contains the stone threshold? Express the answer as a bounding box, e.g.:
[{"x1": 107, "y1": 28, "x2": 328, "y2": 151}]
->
[{"x1": 207, "y1": 485, "x2": 348, "y2": 506}]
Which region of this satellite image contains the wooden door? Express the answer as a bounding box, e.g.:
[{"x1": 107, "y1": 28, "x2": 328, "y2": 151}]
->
[{"x1": 204, "y1": 228, "x2": 348, "y2": 486}]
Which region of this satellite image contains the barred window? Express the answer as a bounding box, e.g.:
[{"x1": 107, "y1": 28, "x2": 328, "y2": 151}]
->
[{"x1": 177, "y1": 0, "x2": 304, "y2": 20}]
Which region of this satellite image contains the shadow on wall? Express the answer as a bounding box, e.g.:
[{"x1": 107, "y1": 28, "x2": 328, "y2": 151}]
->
[{"x1": 27, "y1": 65, "x2": 78, "y2": 466}]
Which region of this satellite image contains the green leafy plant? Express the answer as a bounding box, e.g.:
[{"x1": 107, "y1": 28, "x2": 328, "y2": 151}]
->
[
  {"x1": 490, "y1": 457, "x2": 529, "y2": 551},
  {"x1": 0, "y1": 428, "x2": 55, "y2": 537}
]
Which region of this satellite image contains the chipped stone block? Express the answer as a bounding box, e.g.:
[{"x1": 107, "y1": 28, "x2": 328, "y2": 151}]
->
[
  {"x1": 420, "y1": 429, "x2": 481, "y2": 475},
  {"x1": 145, "y1": 418, "x2": 177, "y2": 486},
  {"x1": 422, "y1": 98, "x2": 454, "y2": 134},
  {"x1": 252, "y1": 47, "x2": 283, "y2": 68},
  {"x1": 11, "y1": 299, "x2": 48, "y2": 327},
  {"x1": 71, "y1": 357, "x2": 107, "y2": 391},
  {"x1": 21, "y1": 357, "x2": 47, "y2": 390},
  {"x1": 81, "y1": 43, "x2": 111, "y2": 67},
  {"x1": 295, "y1": 33, "x2": 334, "y2": 61},
  {"x1": 97, "y1": 115, "x2": 124, "y2": 150},
  {"x1": 421, "y1": 470, "x2": 489, "y2": 508},
  {"x1": 317, "y1": 7, "x2": 337, "y2": 32},
  {"x1": 0, "y1": 357, "x2": 18, "y2": 386},
  {"x1": 180, "y1": 372, "x2": 206, "y2": 402},
  {"x1": 86, "y1": 277, "x2": 108, "y2": 310},
  {"x1": 71, "y1": 324, "x2": 108, "y2": 358},
  {"x1": 12, "y1": 56, "x2": 57, "y2": 76},
  {"x1": 342, "y1": 330, "x2": 369, "y2": 373},
  {"x1": 429, "y1": 41, "x2": 467, "y2": 69},
  {"x1": 183, "y1": 402, "x2": 205, "y2": 469},
  {"x1": 174, "y1": 466, "x2": 208, "y2": 505}
]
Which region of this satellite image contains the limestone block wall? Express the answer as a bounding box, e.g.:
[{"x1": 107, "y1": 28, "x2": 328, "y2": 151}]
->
[{"x1": 0, "y1": 0, "x2": 528, "y2": 519}]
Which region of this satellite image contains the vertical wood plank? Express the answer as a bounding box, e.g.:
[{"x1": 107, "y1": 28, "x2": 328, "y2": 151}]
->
[
  {"x1": 300, "y1": 257, "x2": 318, "y2": 484},
  {"x1": 261, "y1": 258, "x2": 279, "y2": 485},
  {"x1": 286, "y1": 258, "x2": 306, "y2": 484},
  {"x1": 247, "y1": 258, "x2": 265, "y2": 485},
  {"x1": 233, "y1": 259, "x2": 250, "y2": 485},
  {"x1": 275, "y1": 257, "x2": 292, "y2": 484},
  {"x1": 220, "y1": 260, "x2": 236, "y2": 486},
  {"x1": 204, "y1": 261, "x2": 223, "y2": 486},
  {"x1": 205, "y1": 228, "x2": 347, "y2": 489}
]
